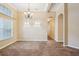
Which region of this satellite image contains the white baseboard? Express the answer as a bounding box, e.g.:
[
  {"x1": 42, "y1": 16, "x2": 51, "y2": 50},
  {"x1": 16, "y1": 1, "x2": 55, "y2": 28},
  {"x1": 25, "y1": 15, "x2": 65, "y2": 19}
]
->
[
  {"x1": 0, "y1": 40, "x2": 17, "y2": 49},
  {"x1": 63, "y1": 44, "x2": 68, "y2": 47},
  {"x1": 54, "y1": 39, "x2": 58, "y2": 42},
  {"x1": 68, "y1": 45, "x2": 79, "y2": 49},
  {"x1": 18, "y1": 39, "x2": 48, "y2": 41},
  {"x1": 54, "y1": 39, "x2": 63, "y2": 43}
]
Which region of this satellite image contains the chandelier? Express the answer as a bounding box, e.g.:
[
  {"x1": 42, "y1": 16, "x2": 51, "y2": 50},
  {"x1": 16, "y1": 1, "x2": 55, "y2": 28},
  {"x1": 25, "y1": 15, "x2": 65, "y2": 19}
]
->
[{"x1": 24, "y1": 3, "x2": 33, "y2": 19}]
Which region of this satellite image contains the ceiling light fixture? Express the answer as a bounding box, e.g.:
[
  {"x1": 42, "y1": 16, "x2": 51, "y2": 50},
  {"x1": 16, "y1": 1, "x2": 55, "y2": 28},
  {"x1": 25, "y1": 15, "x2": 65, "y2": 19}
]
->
[{"x1": 24, "y1": 3, "x2": 33, "y2": 19}]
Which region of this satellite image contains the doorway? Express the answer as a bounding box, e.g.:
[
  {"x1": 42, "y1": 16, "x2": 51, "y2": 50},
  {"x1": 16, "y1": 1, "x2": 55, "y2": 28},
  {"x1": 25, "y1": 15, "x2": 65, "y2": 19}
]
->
[{"x1": 48, "y1": 17, "x2": 55, "y2": 40}]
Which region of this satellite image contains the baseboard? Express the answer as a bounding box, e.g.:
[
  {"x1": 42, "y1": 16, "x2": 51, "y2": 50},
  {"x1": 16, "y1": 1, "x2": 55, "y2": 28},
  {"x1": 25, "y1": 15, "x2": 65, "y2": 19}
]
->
[
  {"x1": 54, "y1": 39, "x2": 63, "y2": 42},
  {"x1": 63, "y1": 44, "x2": 68, "y2": 47},
  {"x1": 68, "y1": 45, "x2": 79, "y2": 49},
  {"x1": 18, "y1": 40, "x2": 48, "y2": 41},
  {"x1": 54, "y1": 39, "x2": 58, "y2": 42},
  {"x1": 18, "y1": 39, "x2": 48, "y2": 41},
  {"x1": 0, "y1": 40, "x2": 17, "y2": 49}
]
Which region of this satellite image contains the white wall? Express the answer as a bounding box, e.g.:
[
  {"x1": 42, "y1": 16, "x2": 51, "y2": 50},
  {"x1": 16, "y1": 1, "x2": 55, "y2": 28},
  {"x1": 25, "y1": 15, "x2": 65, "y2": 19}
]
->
[
  {"x1": 18, "y1": 12, "x2": 48, "y2": 41},
  {"x1": 68, "y1": 4, "x2": 79, "y2": 49},
  {"x1": 54, "y1": 3, "x2": 65, "y2": 42}
]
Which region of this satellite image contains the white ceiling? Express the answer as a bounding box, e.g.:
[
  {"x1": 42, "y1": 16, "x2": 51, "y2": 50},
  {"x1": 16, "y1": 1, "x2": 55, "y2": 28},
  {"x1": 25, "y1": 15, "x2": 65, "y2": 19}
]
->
[{"x1": 11, "y1": 3, "x2": 49, "y2": 12}]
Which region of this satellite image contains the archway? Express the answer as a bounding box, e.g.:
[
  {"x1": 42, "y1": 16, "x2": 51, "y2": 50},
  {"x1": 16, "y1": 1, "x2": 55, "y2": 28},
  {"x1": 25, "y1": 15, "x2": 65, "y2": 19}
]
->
[
  {"x1": 58, "y1": 14, "x2": 63, "y2": 43},
  {"x1": 48, "y1": 17, "x2": 55, "y2": 40}
]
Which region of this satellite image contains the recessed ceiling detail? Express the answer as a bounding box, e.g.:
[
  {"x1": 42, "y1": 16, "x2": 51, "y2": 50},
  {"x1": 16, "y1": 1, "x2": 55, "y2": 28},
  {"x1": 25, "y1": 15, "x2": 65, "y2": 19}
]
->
[{"x1": 11, "y1": 3, "x2": 49, "y2": 12}]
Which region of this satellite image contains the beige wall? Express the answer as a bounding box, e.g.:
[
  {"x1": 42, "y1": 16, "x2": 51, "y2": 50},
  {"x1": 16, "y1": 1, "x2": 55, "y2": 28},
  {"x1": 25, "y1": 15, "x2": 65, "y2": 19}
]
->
[
  {"x1": 0, "y1": 4, "x2": 18, "y2": 49},
  {"x1": 18, "y1": 12, "x2": 49, "y2": 41},
  {"x1": 17, "y1": 10, "x2": 55, "y2": 41},
  {"x1": 68, "y1": 4, "x2": 79, "y2": 49}
]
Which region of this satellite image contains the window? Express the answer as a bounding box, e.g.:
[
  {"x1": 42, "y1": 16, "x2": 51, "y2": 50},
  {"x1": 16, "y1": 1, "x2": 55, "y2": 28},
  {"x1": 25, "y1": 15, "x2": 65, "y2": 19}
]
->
[
  {"x1": 0, "y1": 4, "x2": 12, "y2": 17},
  {"x1": 0, "y1": 4, "x2": 13, "y2": 41}
]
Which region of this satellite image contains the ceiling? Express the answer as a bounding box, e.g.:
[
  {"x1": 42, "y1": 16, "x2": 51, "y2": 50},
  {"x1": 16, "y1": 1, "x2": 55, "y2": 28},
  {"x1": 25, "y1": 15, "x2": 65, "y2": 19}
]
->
[{"x1": 11, "y1": 3, "x2": 50, "y2": 12}]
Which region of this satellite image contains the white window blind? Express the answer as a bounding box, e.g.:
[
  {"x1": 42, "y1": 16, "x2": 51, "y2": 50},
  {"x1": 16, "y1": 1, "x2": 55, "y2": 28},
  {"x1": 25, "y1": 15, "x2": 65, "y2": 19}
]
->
[{"x1": 0, "y1": 4, "x2": 12, "y2": 17}]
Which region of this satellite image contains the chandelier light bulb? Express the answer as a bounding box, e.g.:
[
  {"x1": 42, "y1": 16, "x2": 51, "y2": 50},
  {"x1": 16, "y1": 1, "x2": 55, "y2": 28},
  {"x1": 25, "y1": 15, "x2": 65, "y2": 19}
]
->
[
  {"x1": 28, "y1": 11, "x2": 30, "y2": 14},
  {"x1": 24, "y1": 11, "x2": 27, "y2": 15}
]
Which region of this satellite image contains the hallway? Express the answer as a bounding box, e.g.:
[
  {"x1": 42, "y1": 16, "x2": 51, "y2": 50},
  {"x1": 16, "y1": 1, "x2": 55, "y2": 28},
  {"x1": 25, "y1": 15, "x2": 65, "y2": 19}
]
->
[{"x1": 0, "y1": 38, "x2": 79, "y2": 56}]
